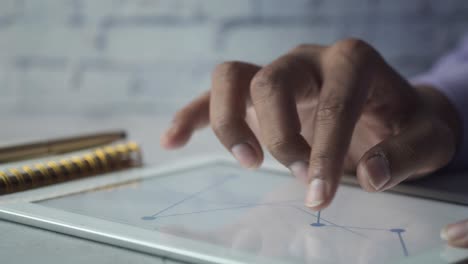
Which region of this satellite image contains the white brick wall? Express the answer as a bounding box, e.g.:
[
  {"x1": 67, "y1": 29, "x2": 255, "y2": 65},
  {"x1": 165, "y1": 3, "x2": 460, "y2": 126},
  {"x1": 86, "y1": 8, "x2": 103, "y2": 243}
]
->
[
  {"x1": 104, "y1": 25, "x2": 216, "y2": 61},
  {"x1": 1, "y1": 0, "x2": 467, "y2": 116},
  {"x1": 222, "y1": 24, "x2": 338, "y2": 63}
]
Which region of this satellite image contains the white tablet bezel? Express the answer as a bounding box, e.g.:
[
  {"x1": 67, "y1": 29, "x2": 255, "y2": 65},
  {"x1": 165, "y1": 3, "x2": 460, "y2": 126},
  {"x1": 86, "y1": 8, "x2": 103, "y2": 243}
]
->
[{"x1": 0, "y1": 157, "x2": 466, "y2": 264}]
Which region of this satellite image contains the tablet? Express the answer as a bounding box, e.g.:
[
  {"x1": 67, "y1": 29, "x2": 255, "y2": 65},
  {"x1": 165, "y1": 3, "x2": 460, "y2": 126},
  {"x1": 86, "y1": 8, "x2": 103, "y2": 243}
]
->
[{"x1": 0, "y1": 158, "x2": 467, "y2": 264}]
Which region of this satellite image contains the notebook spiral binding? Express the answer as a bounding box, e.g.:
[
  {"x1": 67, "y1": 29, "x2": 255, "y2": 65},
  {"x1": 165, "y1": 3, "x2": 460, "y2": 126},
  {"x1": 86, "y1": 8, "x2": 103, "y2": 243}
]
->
[{"x1": 0, "y1": 141, "x2": 142, "y2": 195}]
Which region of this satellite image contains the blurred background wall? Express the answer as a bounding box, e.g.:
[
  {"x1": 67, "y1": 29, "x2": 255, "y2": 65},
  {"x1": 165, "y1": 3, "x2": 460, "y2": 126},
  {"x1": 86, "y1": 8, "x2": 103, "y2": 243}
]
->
[{"x1": 0, "y1": 0, "x2": 467, "y2": 118}]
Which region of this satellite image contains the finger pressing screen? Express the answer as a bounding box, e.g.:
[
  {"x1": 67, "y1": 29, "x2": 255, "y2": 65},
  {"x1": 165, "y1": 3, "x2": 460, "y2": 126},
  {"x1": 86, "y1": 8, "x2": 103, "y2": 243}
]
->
[{"x1": 306, "y1": 39, "x2": 374, "y2": 210}]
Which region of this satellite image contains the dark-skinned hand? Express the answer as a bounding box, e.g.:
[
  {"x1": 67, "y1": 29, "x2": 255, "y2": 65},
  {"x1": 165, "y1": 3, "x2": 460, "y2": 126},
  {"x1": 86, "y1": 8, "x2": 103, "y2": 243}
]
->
[{"x1": 160, "y1": 38, "x2": 465, "y2": 248}]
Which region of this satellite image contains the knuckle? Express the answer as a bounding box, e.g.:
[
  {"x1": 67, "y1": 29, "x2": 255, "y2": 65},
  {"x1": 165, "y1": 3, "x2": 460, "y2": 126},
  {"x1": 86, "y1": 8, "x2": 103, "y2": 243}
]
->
[
  {"x1": 309, "y1": 151, "x2": 333, "y2": 169},
  {"x1": 291, "y1": 43, "x2": 324, "y2": 54},
  {"x1": 315, "y1": 98, "x2": 347, "y2": 123},
  {"x1": 210, "y1": 117, "x2": 236, "y2": 137},
  {"x1": 213, "y1": 61, "x2": 243, "y2": 75},
  {"x1": 210, "y1": 114, "x2": 248, "y2": 144},
  {"x1": 212, "y1": 61, "x2": 244, "y2": 83},
  {"x1": 330, "y1": 38, "x2": 376, "y2": 64},
  {"x1": 250, "y1": 67, "x2": 284, "y2": 99},
  {"x1": 251, "y1": 67, "x2": 279, "y2": 89},
  {"x1": 266, "y1": 137, "x2": 293, "y2": 159},
  {"x1": 333, "y1": 38, "x2": 373, "y2": 55},
  {"x1": 292, "y1": 43, "x2": 313, "y2": 51}
]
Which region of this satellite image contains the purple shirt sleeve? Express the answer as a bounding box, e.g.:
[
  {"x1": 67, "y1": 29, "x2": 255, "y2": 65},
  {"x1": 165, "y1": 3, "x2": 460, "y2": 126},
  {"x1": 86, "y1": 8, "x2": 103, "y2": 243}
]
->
[{"x1": 412, "y1": 34, "x2": 468, "y2": 170}]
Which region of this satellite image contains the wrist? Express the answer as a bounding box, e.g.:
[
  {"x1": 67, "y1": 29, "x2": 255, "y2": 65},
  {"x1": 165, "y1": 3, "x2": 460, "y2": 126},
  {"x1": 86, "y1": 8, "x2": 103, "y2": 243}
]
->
[{"x1": 414, "y1": 85, "x2": 462, "y2": 155}]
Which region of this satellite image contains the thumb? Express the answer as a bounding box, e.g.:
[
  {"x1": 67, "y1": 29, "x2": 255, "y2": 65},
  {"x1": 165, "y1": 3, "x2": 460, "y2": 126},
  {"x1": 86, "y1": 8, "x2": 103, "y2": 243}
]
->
[
  {"x1": 356, "y1": 118, "x2": 456, "y2": 192},
  {"x1": 441, "y1": 219, "x2": 468, "y2": 248}
]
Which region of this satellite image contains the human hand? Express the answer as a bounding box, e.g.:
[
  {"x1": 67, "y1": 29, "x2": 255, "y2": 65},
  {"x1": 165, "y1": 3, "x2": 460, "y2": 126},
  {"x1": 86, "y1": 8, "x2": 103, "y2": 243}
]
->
[
  {"x1": 442, "y1": 219, "x2": 468, "y2": 248},
  {"x1": 160, "y1": 38, "x2": 460, "y2": 212}
]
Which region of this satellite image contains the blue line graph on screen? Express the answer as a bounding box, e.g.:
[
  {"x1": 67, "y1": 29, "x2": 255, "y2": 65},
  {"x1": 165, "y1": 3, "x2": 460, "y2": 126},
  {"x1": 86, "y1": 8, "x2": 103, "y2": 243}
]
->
[{"x1": 141, "y1": 174, "x2": 409, "y2": 257}]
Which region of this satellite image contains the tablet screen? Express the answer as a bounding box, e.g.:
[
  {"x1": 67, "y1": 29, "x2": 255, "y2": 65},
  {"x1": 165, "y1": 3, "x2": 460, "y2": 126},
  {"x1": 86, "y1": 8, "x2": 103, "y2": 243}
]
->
[{"x1": 37, "y1": 163, "x2": 468, "y2": 264}]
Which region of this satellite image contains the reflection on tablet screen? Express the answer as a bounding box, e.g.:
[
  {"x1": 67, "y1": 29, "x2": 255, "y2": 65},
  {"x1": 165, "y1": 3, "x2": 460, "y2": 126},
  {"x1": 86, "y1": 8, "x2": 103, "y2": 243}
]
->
[{"x1": 37, "y1": 164, "x2": 468, "y2": 264}]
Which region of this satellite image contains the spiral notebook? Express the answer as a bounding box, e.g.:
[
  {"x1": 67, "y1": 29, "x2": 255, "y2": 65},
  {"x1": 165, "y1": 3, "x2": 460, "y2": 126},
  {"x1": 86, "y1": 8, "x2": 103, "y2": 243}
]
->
[{"x1": 0, "y1": 141, "x2": 143, "y2": 195}]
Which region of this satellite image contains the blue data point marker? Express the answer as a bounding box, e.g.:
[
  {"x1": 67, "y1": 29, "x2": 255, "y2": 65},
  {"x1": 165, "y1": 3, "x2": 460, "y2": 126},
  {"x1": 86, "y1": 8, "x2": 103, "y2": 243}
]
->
[
  {"x1": 310, "y1": 210, "x2": 325, "y2": 227},
  {"x1": 141, "y1": 216, "x2": 156, "y2": 220},
  {"x1": 390, "y1": 228, "x2": 408, "y2": 257},
  {"x1": 310, "y1": 223, "x2": 325, "y2": 227}
]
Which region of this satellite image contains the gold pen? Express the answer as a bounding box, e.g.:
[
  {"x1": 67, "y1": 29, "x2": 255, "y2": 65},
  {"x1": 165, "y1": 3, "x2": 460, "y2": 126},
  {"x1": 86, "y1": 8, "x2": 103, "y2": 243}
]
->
[{"x1": 0, "y1": 131, "x2": 126, "y2": 163}]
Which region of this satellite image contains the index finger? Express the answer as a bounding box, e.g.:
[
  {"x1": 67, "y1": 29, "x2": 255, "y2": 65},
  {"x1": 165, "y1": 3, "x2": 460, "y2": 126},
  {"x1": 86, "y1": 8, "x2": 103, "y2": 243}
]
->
[{"x1": 305, "y1": 39, "x2": 376, "y2": 210}]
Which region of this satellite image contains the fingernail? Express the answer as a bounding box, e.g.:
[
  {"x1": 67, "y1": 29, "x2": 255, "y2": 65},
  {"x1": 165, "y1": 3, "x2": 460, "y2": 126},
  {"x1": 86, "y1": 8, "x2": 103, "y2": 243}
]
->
[
  {"x1": 440, "y1": 227, "x2": 449, "y2": 241},
  {"x1": 231, "y1": 143, "x2": 258, "y2": 168},
  {"x1": 290, "y1": 161, "x2": 309, "y2": 183},
  {"x1": 305, "y1": 178, "x2": 327, "y2": 209},
  {"x1": 366, "y1": 154, "x2": 391, "y2": 191},
  {"x1": 441, "y1": 223, "x2": 468, "y2": 241}
]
